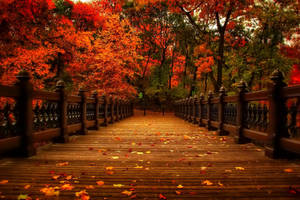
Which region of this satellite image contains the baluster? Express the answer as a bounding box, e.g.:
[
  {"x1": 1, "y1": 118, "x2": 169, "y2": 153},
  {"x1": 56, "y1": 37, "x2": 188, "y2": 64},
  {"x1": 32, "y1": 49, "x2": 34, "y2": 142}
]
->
[
  {"x1": 262, "y1": 104, "x2": 268, "y2": 131},
  {"x1": 199, "y1": 94, "x2": 204, "y2": 127},
  {"x1": 257, "y1": 104, "x2": 262, "y2": 130},
  {"x1": 102, "y1": 95, "x2": 108, "y2": 126}
]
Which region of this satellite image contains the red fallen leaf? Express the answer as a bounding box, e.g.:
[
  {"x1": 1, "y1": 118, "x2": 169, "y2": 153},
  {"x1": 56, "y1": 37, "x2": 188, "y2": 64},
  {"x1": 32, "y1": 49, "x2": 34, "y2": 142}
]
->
[
  {"x1": 49, "y1": 171, "x2": 55, "y2": 174},
  {"x1": 288, "y1": 186, "x2": 300, "y2": 195},
  {"x1": 189, "y1": 192, "x2": 197, "y2": 195},
  {"x1": 207, "y1": 163, "x2": 213, "y2": 167},
  {"x1": 130, "y1": 194, "x2": 137, "y2": 199},
  {"x1": 151, "y1": 144, "x2": 155, "y2": 146},
  {"x1": 171, "y1": 180, "x2": 176, "y2": 184},
  {"x1": 200, "y1": 170, "x2": 206, "y2": 174},
  {"x1": 159, "y1": 194, "x2": 167, "y2": 199},
  {"x1": 88, "y1": 147, "x2": 94, "y2": 151},
  {"x1": 128, "y1": 148, "x2": 133, "y2": 152},
  {"x1": 206, "y1": 151, "x2": 212, "y2": 154},
  {"x1": 115, "y1": 137, "x2": 121, "y2": 141},
  {"x1": 138, "y1": 143, "x2": 142, "y2": 146},
  {"x1": 175, "y1": 190, "x2": 182, "y2": 195}
]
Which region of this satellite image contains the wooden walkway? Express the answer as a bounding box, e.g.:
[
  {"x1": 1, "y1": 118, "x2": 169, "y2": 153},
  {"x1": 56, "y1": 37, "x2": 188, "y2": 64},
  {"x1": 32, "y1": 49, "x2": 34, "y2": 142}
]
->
[{"x1": 0, "y1": 111, "x2": 300, "y2": 199}]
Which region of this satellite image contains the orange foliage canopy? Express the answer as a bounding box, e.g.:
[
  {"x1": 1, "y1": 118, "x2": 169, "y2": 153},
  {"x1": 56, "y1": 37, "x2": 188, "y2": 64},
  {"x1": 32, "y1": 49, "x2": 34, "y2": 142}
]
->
[{"x1": 0, "y1": 0, "x2": 140, "y2": 97}]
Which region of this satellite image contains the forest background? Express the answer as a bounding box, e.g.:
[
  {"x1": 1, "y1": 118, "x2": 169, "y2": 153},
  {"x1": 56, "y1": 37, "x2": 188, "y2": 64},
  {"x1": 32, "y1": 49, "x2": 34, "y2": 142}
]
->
[{"x1": 0, "y1": 0, "x2": 299, "y2": 110}]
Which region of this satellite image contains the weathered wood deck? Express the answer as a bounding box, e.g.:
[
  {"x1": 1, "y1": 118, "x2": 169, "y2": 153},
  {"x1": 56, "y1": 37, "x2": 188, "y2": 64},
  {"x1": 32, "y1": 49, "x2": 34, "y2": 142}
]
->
[{"x1": 0, "y1": 111, "x2": 299, "y2": 199}]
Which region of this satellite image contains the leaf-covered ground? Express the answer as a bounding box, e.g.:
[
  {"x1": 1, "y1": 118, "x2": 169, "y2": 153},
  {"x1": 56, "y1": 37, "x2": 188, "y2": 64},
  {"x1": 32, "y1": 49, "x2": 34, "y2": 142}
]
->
[{"x1": 0, "y1": 111, "x2": 300, "y2": 199}]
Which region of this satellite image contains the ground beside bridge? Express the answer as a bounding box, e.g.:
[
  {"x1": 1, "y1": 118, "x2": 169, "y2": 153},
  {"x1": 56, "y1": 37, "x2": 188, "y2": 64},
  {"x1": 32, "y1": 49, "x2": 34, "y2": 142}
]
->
[{"x1": 0, "y1": 110, "x2": 299, "y2": 199}]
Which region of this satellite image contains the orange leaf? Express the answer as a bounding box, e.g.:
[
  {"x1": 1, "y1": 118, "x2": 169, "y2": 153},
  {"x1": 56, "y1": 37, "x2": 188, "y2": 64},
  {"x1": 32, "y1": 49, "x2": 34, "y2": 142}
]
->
[
  {"x1": 96, "y1": 181, "x2": 104, "y2": 186},
  {"x1": 0, "y1": 180, "x2": 8, "y2": 184},
  {"x1": 284, "y1": 169, "x2": 293, "y2": 173},
  {"x1": 159, "y1": 194, "x2": 167, "y2": 199}
]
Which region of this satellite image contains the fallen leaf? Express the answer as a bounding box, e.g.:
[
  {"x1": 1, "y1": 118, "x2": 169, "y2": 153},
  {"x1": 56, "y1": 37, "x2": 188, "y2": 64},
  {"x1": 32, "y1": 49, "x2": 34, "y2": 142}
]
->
[
  {"x1": 284, "y1": 169, "x2": 293, "y2": 173},
  {"x1": 0, "y1": 180, "x2": 8, "y2": 184},
  {"x1": 159, "y1": 194, "x2": 167, "y2": 199},
  {"x1": 175, "y1": 191, "x2": 182, "y2": 195},
  {"x1": 184, "y1": 135, "x2": 191, "y2": 140},
  {"x1": 112, "y1": 156, "x2": 119, "y2": 159},
  {"x1": 113, "y1": 184, "x2": 124, "y2": 187},
  {"x1": 65, "y1": 175, "x2": 73, "y2": 180},
  {"x1": 202, "y1": 180, "x2": 213, "y2": 186},
  {"x1": 96, "y1": 181, "x2": 104, "y2": 186},
  {"x1": 24, "y1": 185, "x2": 31, "y2": 190},
  {"x1": 61, "y1": 184, "x2": 74, "y2": 191},
  {"x1": 56, "y1": 162, "x2": 69, "y2": 167},
  {"x1": 85, "y1": 185, "x2": 95, "y2": 189},
  {"x1": 134, "y1": 165, "x2": 143, "y2": 169},
  {"x1": 75, "y1": 190, "x2": 90, "y2": 200},
  {"x1": 106, "y1": 166, "x2": 114, "y2": 170},
  {"x1": 218, "y1": 181, "x2": 224, "y2": 187},
  {"x1": 17, "y1": 194, "x2": 31, "y2": 200},
  {"x1": 52, "y1": 175, "x2": 60, "y2": 180},
  {"x1": 106, "y1": 170, "x2": 114, "y2": 175},
  {"x1": 177, "y1": 185, "x2": 184, "y2": 189},
  {"x1": 235, "y1": 167, "x2": 245, "y2": 170},
  {"x1": 146, "y1": 151, "x2": 151, "y2": 154},
  {"x1": 40, "y1": 187, "x2": 60, "y2": 196},
  {"x1": 121, "y1": 190, "x2": 133, "y2": 196}
]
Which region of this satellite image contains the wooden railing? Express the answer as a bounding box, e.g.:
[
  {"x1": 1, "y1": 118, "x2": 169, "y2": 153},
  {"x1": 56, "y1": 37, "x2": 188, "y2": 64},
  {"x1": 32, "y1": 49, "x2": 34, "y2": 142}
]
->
[
  {"x1": 175, "y1": 70, "x2": 300, "y2": 158},
  {"x1": 0, "y1": 71, "x2": 134, "y2": 157}
]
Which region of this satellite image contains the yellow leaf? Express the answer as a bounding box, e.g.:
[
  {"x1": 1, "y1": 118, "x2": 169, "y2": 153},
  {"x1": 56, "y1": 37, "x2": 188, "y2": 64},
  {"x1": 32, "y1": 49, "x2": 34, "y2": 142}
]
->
[
  {"x1": 113, "y1": 184, "x2": 124, "y2": 187},
  {"x1": 52, "y1": 175, "x2": 60, "y2": 180},
  {"x1": 202, "y1": 180, "x2": 213, "y2": 186},
  {"x1": 106, "y1": 166, "x2": 114, "y2": 170},
  {"x1": 40, "y1": 187, "x2": 60, "y2": 196},
  {"x1": 112, "y1": 156, "x2": 119, "y2": 159},
  {"x1": 146, "y1": 151, "x2": 151, "y2": 154},
  {"x1": 218, "y1": 181, "x2": 224, "y2": 187},
  {"x1": 61, "y1": 184, "x2": 74, "y2": 191},
  {"x1": 177, "y1": 185, "x2": 184, "y2": 189},
  {"x1": 75, "y1": 190, "x2": 90, "y2": 200},
  {"x1": 134, "y1": 165, "x2": 143, "y2": 169},
  {"x1": 235, "y1": 167, "x2": 245, "y2": 170},
  {"x1": 121, "y1": 190, "x2": 133, "y2": 196}
]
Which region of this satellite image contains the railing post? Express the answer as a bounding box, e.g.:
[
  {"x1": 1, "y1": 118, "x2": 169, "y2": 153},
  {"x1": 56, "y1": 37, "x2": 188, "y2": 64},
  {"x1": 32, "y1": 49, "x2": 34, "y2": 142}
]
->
[
  {"x1": 188, "y1": 97, "x2": 193, "y2": 122},
  {"x1": 236, "y1": 81, "x2": 250, "y2": 144},
  {"x1": 115, "y1": 97, "x2": 119, "y2": 121},
  {"x1": 79, "y1": 88, "x2": 87, "y2": 135},
  {"x1": 109, "y1": 96, "x2": 114, "y2": 123},
  {"x1": 199, "y1": 93, "x2": 204, "y2": 127},
  {"x1": 15, "y1": 70, "x2": 36, "y2": 157},
  {"x1": 265, "y1": 70, "x2": 288, "y2": 158},
  {"x1": 218, "y1": 87, "x2": 226, "y2": 135},
  {"x1": 102, "y1": 95, "x2": 108, "y2": 126},
  {"x1": 207, "y1": 91, "x2": 212, "y2": 130},
  {"x1": 93, "y1": 91, "x2": 99, "y2": 130},
  {"x1": 55, "y1": 80, "x2": 69, "y2": 143},
  {"x1": 185, "y1": 98, "x2": 189, "y2": 121},
  {"x1": 193, "y1": 95, "x2": 198, "y2": 124}
]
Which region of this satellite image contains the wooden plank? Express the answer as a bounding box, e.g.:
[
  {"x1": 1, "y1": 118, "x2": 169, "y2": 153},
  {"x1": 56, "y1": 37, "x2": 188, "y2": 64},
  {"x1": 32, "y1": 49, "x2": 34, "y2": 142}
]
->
[
  {"x1": 67, "y1": 95, "x2": 81, "y2": 103},
  {"x1": 244, "y1": 91, "x2": 269, "y2": 101},
  {"x1": 282, "y1": 85, "x2": 300, "y2": 98},
  {"x1": 86, "y1": 98, "x2": 95, "y2": 104},
  {"x1": 0, "y1": 85, "x2": 19, "y2": 98},
  {"x1": 243, "y1": 128, "x2": 269, "y2": 142},
  {"x1": 0, "y1": 136, "x2": 21, "y2": 153},
  {"x1": 224, "y1": 124, "x2": 238, "y2": 133},
  {"x1": 33, "y1": 90, "x2": 60, "y2": 101},
  {"x1": 67, "y1": 123, "x2": 82, "y2": 133},
  {"x1": 86, "y1": 120, "x2": 95, "y2": 128},
  {"x1": 211, "y1": 120, "x2": 219, "y2": 128},
  {"x1": 33, "y1": 128, "x2": 60, "y2": 142},
  {"x1": 0, "y1": 111, "x2": 299, "y2": 200},
  {"x1": 224, "y1": 95, "x2": 238, "y2": 103},
  {"x1": 280, "y1": 138, "x2": 300, "y2": 154}
]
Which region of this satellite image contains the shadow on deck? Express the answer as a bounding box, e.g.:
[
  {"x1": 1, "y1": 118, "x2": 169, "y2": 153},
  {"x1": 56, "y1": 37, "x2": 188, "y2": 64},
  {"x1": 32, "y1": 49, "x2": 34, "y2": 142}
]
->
[{"x1": 0, "y1": 110, "x2": 299, "y2": 199}]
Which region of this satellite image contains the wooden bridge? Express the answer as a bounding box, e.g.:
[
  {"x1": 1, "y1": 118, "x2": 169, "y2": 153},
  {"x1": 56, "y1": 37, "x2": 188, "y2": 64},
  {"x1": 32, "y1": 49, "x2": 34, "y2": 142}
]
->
[{"x1": 0, "y1": 70, "x2": 300, "y2": 199}]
